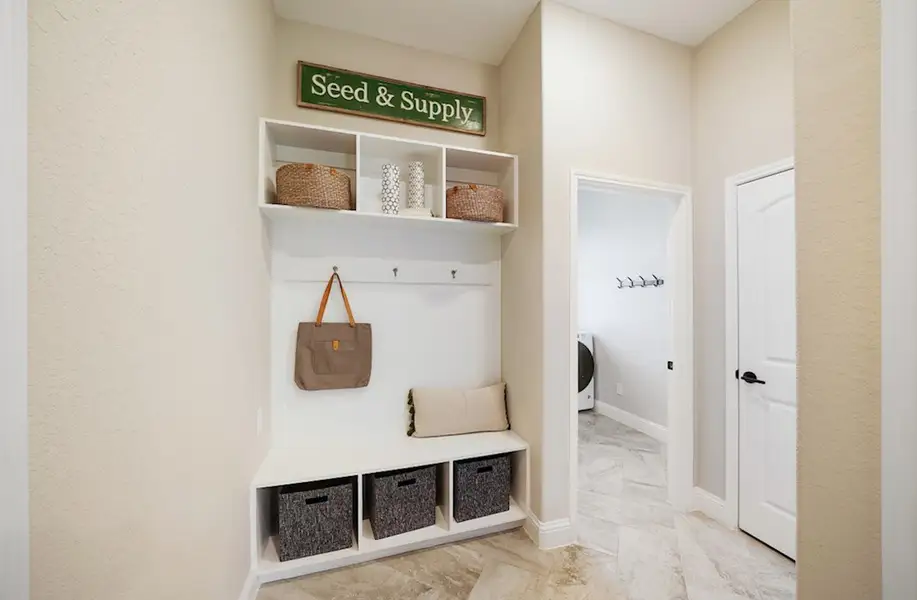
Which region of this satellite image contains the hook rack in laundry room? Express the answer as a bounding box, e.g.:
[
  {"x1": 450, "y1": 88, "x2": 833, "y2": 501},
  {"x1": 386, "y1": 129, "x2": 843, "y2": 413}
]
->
[{"x1": 616, "y1": 274, "x2": 665, "y2": 289}]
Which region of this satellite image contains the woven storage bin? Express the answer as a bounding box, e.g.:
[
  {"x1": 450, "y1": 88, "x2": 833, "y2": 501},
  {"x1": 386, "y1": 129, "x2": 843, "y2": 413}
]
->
[
  {"x1": 275, "y1": 478, "x2": 354, "y2": 561},
  {"x1": 275, "y1": 163, "x2": 353, "y2": 210},
  {"x1": 446, "y1": 184, "x2": 504, "y2": 223},
  {"x1": 453, "y1": 454, "x2": 511, "y2": 522},
  {"x1": 367, "y1": 465, "x2": 436, "y2": 539}
]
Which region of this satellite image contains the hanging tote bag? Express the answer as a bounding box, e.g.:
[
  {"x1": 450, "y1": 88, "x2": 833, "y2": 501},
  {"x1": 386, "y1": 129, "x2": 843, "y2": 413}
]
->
[{"x1": 294, "y1": 272, "x2": 372, "y2": 390}]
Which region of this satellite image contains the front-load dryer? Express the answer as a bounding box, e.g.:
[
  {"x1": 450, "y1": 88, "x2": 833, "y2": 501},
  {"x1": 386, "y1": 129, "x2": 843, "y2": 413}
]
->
[{"x1": 577, "y1": 332, "x2": 596, "y2": 410}]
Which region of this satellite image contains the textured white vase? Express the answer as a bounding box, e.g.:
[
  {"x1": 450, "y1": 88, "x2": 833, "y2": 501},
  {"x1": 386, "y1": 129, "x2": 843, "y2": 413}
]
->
[
  {"x1": 407, "y1": 161, "x2": 425, "y2": 210},
  {"x1": 381, "y1": 164, "x2": 400, "y2": 215}
]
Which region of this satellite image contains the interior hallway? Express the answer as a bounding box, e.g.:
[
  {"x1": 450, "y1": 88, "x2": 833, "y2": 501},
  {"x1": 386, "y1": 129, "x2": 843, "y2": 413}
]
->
[{"x1": 577, "y1": 411, "x2": 796, "y2": 600}]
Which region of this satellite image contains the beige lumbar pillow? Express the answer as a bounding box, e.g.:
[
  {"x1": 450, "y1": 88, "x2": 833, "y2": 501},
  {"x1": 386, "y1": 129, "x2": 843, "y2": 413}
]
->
[{"x1": 408, "y1": 383, "x2": 508, "y2": 438}]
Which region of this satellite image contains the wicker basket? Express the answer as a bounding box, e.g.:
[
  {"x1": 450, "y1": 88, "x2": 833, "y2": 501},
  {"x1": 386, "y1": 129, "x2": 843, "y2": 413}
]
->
[
  {"x1": 275, "y1": 163, "x2": 353, "y2": 210},
  {"x1": 446, "y1": 184, "x2": 504, "y2": 223}
]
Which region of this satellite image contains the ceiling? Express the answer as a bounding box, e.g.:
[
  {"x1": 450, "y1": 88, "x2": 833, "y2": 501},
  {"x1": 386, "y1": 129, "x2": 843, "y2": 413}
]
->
[{"x1": 273, "y1": 0, "x2": 758, "y2": 65}]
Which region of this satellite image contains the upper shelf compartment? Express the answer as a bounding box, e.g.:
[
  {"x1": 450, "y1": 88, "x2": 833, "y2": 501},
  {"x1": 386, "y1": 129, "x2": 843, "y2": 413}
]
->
[
  {"x1": 258, "y1": 119, "x2": 518, "y2": 235},
  {"x1": 445, "y1": 147, "x2": 517, "y2": 227}
]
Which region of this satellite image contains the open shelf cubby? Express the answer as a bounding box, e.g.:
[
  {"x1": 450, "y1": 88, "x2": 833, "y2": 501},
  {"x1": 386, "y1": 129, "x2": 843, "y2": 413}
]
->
[
  {"x1": 251, "y1": 432, "x2": 529, "y2": 583},
  {"x1": 258, "y1": 118, "x2": 518, "y2": 235}
]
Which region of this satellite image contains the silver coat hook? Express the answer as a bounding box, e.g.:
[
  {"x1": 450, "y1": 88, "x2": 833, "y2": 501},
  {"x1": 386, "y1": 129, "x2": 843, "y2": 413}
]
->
[
  {"x1": 332, "y1": 265, "x2": 338, "y2": 274},
  {"x1": 393, "y1": 267, "x2": 399, "y2": 279},
  {"x1": 451, "y1": 269, "x2": 458, "y2": 280},
  {"x1": 627, "y1": 277, "x2": 634, "y2": 288},
  {"x1": 651, "y1": 274, "x2": 660, "y2": 287},
  {"x1": 639, "y1": 275, "x2": 647, "y2": 288},
  {"x1": 616, "y1": 277, "x2": 624, "y2": 289}
]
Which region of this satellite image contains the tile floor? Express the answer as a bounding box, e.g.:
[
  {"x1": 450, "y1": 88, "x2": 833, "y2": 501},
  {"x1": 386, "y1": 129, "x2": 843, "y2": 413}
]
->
[
  {"x1": 576, "y1": 411, "x2": 796, "y2": 600},
  {"x1": 257, "y1": 412, "x2": 796, "y2": 599}
]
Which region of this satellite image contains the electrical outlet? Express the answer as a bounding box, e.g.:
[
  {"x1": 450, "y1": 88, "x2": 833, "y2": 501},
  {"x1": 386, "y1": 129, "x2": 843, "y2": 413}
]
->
[
  {"x1": 256, "y1": 407, "x2": 263, "y2": 435},
  {"x1": 616, "y1": 383, "x2": 624, "y2": 396}
]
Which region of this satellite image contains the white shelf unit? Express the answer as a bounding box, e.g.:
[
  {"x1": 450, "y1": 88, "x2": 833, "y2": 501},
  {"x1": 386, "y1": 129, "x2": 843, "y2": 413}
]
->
[
  {"x1": 258, "y1": 118, "x2": 518, "y2": 234},
  {"x1": 251, "y1": 432, "x2": 529, "y2": 584},
  {"x1": 252, "y1": 117, "x2": 528, "y2": 586}
]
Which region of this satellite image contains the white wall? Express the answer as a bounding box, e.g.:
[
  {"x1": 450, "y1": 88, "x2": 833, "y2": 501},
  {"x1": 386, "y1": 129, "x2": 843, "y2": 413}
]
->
[
  {"x1": 498, "y1": 6, "x2": 545, "y2": 518},
  {"x1": 540, "y1": 0, "x2": 692, "y2": 522},
  {"x1": 691, "y1": 0, "x2": 793, "y2": 497},
  {"x1": 272, "y1": 18, "x2": 502, "y2": 151},
  {"x1": 578, "y1": 189, "x2": 676, "y2": 427},
  {"x1": 0, "y1": 0, "x2": 28, "y2": 598},
  {"x1": 268, "y1": 224, "x2": 503, "y2": 447},
  {"x1": 28, "y1": 1, "x2": 274, "y2": 599}
]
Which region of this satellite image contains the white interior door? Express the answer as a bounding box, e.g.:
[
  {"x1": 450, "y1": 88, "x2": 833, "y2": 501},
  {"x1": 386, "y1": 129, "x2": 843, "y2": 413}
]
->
[{"x1": 737, "y1": 168, "x2": 797, "y2": 559}]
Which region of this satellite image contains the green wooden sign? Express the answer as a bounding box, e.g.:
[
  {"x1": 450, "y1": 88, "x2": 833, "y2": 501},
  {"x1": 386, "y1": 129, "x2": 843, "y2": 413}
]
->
[{"x1": 297, "y1": 61, "x2": 486, "y2": 136}]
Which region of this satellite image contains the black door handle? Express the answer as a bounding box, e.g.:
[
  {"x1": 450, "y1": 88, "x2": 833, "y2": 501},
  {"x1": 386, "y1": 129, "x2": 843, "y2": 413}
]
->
[{"x1": 741, "y1": 371, "x2": 766, "y2": 385}]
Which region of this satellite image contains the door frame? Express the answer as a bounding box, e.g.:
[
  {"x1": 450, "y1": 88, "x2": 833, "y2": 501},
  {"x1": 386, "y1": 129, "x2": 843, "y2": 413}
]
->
[
  {"x1": 0, "y1": 0, "x2": 29, "y2": 599},
  {"x1": 881, "y1": 0, "x2": 917, "y2": 595},
  {"x1": 569, "y1": 170, "x2": 695, "y2": 519},
  {"x1": 723, "y1": 157, "x2": 795, "y2": 528}
]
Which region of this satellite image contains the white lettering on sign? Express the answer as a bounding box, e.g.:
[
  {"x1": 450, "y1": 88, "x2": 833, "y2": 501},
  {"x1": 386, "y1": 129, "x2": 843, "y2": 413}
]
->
[
  {"x1": 311, "y1": 73, "x2": 327, "y2": 96},
  {"x1": 312, "y1": 74, "x2": 369, "y2": 103},
  {"x1": 400, "y1": 91, "x2": 474, "y2": 125},
  {"x1": 311, "y1": 73, "x2": 477, "y2": 126},
  {"x1": 354, "y1": 82, "x2": 369, "y2": 103}
]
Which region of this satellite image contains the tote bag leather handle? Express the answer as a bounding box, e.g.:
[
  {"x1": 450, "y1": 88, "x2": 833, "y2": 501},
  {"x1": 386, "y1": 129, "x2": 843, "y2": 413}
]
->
[{"x1": 315, "y1": 272, "x2": 356, "y2": 327}]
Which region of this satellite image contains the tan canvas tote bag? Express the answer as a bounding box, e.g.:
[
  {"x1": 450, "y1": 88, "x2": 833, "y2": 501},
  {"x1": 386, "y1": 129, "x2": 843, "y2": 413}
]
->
[{"x1": 294, "y1": 272, "x2": 372, "y2": 390}]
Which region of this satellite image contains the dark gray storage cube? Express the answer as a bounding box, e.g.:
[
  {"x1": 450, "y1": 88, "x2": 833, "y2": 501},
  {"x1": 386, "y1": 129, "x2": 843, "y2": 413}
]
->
[
  {"x1": 275, "y1": 477, "x2": 354, "y2": 562},
  {"x1": 453, "y1": 454, "x2": 511, "y2": 522},
  {"x1": 367, "y1": 465, "x2": 436, "y2": 539}
]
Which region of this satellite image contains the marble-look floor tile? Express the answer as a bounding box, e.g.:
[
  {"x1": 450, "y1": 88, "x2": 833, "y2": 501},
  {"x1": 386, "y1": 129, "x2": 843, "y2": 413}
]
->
[
  {"x1": 467, "y1": 562, "x2": 534, "y2": 600},
  {"x1": 263, "y1": 561, "x2": 434, "y2": 600},
  {"x1": 380, "y1": 542, "x2": 483, "y2": 598},
  {"x1": 462, "y1": 529, "x2": 555, "y2": 576},
  {"x1": 616, "y1": 525, "x2": 688, "y2": 600},
  {"x1": 676, "y1": 514, "x2": 759, "y2": 600},
  {"x1": 575, "y1": 513, "x2": 620, "y2": 556},
  {"x1": 578, "y1": 412, "x2": 795, "y2": 600},
  {"x1": 622, "y1": 449, "x2": 667, "y2": 487},
  {"x1": 582, "y1": 415, "x2": 661, "y2": 454},
  {"x1": 577, "y1": 449, "x2": 624, "y2": 496},
  {"x1": 256, "y1": 582, "x2": 323, "y2": 600},
  {"x1": 676, "y1": 512, "x2": 798, "y2": 600},
  {"x1": 578, "y1": 488, "x2": 676, "y2": 530}
]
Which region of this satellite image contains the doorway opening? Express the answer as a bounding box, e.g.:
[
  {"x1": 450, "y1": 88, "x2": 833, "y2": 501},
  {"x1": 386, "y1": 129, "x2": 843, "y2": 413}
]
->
[
  {"x1": 568, "y1": 172, "x2": 695, "y2": 525},
  {"x1": 567, "y1": 172, "x2": 797, "y2": 598}
]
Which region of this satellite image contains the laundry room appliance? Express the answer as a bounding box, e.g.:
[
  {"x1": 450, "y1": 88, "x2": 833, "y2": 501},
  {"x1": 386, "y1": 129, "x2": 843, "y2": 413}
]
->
[{"x1": 577, "y1": 332, "x2": 596, "y2": 411}]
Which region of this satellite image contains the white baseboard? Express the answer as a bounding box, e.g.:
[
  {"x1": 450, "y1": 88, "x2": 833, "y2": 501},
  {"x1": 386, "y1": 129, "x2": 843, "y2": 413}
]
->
[
  {"x1": 593, "y1": 402, "x2": 668, "y2": 443},
  {"x1": 238, "y1": 571, "x2": 259, "y2": 600},
  {"x1": 523, "y1": 510, "x2": 575, "y2": 550},
  {"x1": 691, "y1": 487, "x2": 736, "y2": 529}
]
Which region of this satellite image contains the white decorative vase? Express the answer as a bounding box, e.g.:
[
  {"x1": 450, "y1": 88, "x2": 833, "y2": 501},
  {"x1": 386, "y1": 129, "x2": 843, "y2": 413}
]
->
[
  {"x1": 381, "y1": 164, "x2": 400, "y2": 215},
  {"x1": 407, "y1": 161, "x2": 425, "y2": 210}
]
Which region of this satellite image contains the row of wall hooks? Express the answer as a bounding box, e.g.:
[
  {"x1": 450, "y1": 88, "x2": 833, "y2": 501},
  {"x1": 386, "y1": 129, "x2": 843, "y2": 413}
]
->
[
  {"x1": 333, "y1": 265, "x2": 459, "y2": 280},
  {"x1": 617, "y1": 275, "x2": 664, "y2": 289}
]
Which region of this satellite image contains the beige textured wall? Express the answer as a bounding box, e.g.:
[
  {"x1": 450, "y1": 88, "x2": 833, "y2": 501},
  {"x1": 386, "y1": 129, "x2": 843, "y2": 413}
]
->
[
  {"x1": 793, "y1": 0, "x2": 882, "y2": 597},
  {"x1": 28, "y1": 1, "x2": 274, "y2": 598},
  {"x1": 691, "y1": 0, "x2": 794, "y2": 497},
  {"x1": 498, "y1": 5, "x2": 544, "y2": 517},
  {"x1": 272, "y1": 18, "x2": 501, "y2": 151},
  {"x1": 540, "y1": 0, "x2": 692, "y2": 521}
]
